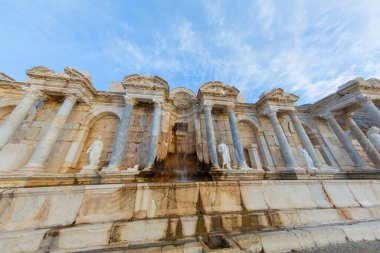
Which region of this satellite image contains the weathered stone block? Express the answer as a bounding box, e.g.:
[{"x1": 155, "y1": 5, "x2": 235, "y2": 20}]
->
[
  {"x1": 239, "y1": 181, "x2": 268, "y2": 211},
  {"x1": 0, "y1": 229, "x2": 48, "y2": 253},
  {"x1": 55, "y1": 223, "x2": 112, "y2": 250},
  {"x1": 260, "y1": 231, "x2": 302, "y2": 253},
  {"x1": 304, "y1": 226, "x2": 347, "y2": 247},
  {"x1": 338, "y1": 224, "x2": 376, "y2": 242},
  {"x1": 322, "y1": 181, "x2": 360, "y2": 208},
  {"x1": 76, "y1": 184, "x2": 136, "y2": 224},
  {"x1": 262, "y1": 181, "x2": 318, "y2": 209}
]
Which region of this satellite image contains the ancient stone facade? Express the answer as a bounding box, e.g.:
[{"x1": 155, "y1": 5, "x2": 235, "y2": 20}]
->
[{"x1": 1, "y1": 67, "x2": 380, "y2": 252}]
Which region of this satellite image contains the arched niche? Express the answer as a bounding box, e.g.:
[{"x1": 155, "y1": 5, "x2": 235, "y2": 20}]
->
[
  {"x1": 237, "y1": 119, "x2": 264, "y2": 169},
  {"x1": 75, "y1": 111, "x2": 121, "y2": 171}
]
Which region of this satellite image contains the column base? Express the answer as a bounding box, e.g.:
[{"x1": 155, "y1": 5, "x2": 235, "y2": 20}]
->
[
  {"x1": 102, "y1": 164, "x2": 121, "y2": 173},
  {"x1": 279, "y1": 166, "x2": 306, "y2": 174},
  {"x1": 239, "y1": 165, "x2": 265, "y2": 174},
  {"x1": 18, "y1": 163, "x2": 45, "y2": 174},
  {"x1": 78, "y1": 165, "x2": 99, "y2": 175},
  {"x1": 140, "y1": 167, "x2": 155, "y2": 177},
  {"x1": 210, "y1": 166, "x2": 227, "y2": 176},
  {"x1": 353, "y1": 165, "x2": 374, "y2": 171},
  {"x1": 142, "y1": 165, "x2": 153, "y2": 172},
  {"x1": 316, "y1": 166, "x2": 341, "y2": 174}
]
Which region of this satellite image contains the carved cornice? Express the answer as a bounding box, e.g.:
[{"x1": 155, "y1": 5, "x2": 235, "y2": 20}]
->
[
  {"x1": 121, "y1": 74, "x2": 169, "y2": 98},
  {"x1": 198, "y1": 81, "x2": 239, "y2": 99},
  {"x1": 24, "y1": 66, "x2": 96, "y2": 104},
  {"x1": 257, "y1": 88, "x2": 299, "y2": 106}
]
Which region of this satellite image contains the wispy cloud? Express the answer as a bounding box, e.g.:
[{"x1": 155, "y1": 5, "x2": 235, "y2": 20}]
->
[{"x1": 1, "y1": 0, "x2": 379, "y2": 104}]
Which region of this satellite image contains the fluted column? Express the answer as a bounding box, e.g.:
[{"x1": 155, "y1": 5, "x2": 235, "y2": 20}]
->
[
  {"x1": 22, "y1": 94, "x2": 77, "y2": 173},
  {"x1": 144, "y1": 100, "x2": 163, "y2": 170},
  {"x1": 323, "y1": 112, "x2": 366, "y2": 168},
  {"x1": 104, "y1": 96, "x2": 137, "y2": 172},
  {"x1": 227, "y1": 105, "x2": 249, "y2": 170},
  {"x1": 0, "y1": 88, "x2": 45, "y2": 150},
  {"x1": 264, "y1": 107, "x2": 299, "y2": 170},
  {"x1": 289, "y1": 110, "x2": 323, "y2": 168},
  {"x1": 204, "y1": 104, "x2": 219, "y2": 169},
  {"x1": 357, "y1": 95, "x2": 380, "y2": 127},
  {"x1": 345, "y1": 114, "x2": 380, "y2": 168}
]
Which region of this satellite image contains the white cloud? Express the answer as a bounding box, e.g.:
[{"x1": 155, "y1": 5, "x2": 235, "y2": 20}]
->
[{"x1": 101, "y1": 1, "x2": 380, "y2": 104}]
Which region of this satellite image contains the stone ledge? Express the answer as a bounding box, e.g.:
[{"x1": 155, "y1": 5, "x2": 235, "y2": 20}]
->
[
  {"x1": 1, "y1": 170, "x2": 380, "y2": 188},
  {"x1": 8, "y1": 220, "x2": 379, "y2": 253}
]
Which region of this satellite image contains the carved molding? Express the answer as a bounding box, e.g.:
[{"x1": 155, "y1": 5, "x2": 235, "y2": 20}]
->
[
  {"x1": 122, "y1": 74, "x2": 169, "y2": 98},
  {"x1": 198, "y1": 81, "x2": 239, "y2": 98},
  {"x1": 258, "y1": 88, "x2": 299, "y2": 106}
]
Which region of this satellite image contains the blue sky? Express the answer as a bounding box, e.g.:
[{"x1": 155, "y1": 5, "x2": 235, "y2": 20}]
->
[{"x1": 1, "y1": 0, "x2": 380, "y2": 104}]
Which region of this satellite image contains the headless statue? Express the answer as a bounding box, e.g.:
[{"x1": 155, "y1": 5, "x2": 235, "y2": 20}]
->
[
  {"x1": 80, "y1": 136, "x2": 104, "y2": 174},
  {"x1": 218, "y1": 143, "x2": 232, "y2": 171},
  {"x1": 298, "y1": 147, "x2": 318, "y2": 173}
]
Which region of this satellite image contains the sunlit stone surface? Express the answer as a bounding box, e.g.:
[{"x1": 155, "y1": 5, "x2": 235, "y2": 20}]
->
[{"x1": 1, "y1": 68, "x2": 380, "y2": 252}]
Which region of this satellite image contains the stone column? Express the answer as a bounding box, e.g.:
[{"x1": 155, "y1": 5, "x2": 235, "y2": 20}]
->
[
  {"x1": 289, "y1": 110, "x2": 323, "y2": 169},
  {"x1": 323, "y1": 112, "x2": 366, "y2": 168},
  {"x1": 345, "y1": 114, "x2": 380, "y2": 168},
  {"x1": 246, "y1": 144, "x2": 264, "y2": 171},
  {"x1": 204, "y1": 104, "x2": 219, "y2": 169},
  {"x1": 22, "y1": 94, "x2": 77, "y2": 173},
  {"x1": 104, "y1": 96, "x2": 137, "y2": 172},
  {"x1": 227, "y1": 105, "x2": 249, "y2": 170},
  {"x1": 0, "y1": 88, "x2": 45, "y2": 150},
  {"x1": 144, "y1": 100, "x2": 163, "y2": 170},
  {"x1": 264, "y1": 108, "x2": 299, "y2": 170},
  {"x1": 357, "y1": 95, "x2": 380, "y2": 128}
]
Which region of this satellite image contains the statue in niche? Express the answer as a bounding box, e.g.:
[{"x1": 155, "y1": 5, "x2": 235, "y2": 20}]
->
[
  {"x1": 218, "y1": 143, "x2": 232, "y2": 171},
  {"x1": 298, "y1": 147, "x2": 319, "y2": 173},
  {"x1": 367, "y1": 126, "x2": 380, "y2": 152},
  {"x1": 80, "y1": 136, "x2": 104, "y2": 174}
]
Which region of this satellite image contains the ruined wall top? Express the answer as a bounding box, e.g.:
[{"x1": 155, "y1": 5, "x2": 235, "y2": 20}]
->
[{"x1": 1, "y1": 66, "x2": 380, "y2": 113}]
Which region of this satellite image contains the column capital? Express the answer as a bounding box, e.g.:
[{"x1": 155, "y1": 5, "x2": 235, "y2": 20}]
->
[
  {"x1": 288, "y1": 109, "x2": 297, "y2": 116},
  {"x1": 152, "y1": 99, "x2": 163, "y2": 109},
  {"x1": 124, "y1": 95, "x2": 138, "y2": 106},
  {"x1": 23, "y1": 87, "x2": 46, "y2": 100},
  {"x1": 319, "y1": 111, "x2": 335, "y2": 120},
  {"x1": 341, "y1": 112, "x2": 355, "y2": 120},
  {"x1": 63, "y1": 91, "x2": 78, "y2": 102},
  {"x1": 202, "y1": 102, "x2": 213, "y2": 112},
  {"x1": 226, "y1": 104, "x2": 236, "y2": 112},
  {"x1": 260, "y1": 106, "x2": 278, "y2": 117},
  {"x1": 356, "y1": 94, "x2": 373, "y2": 105},
  {"x1": 246, "y1": 143, "x2": 258, "y2": 150}
]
